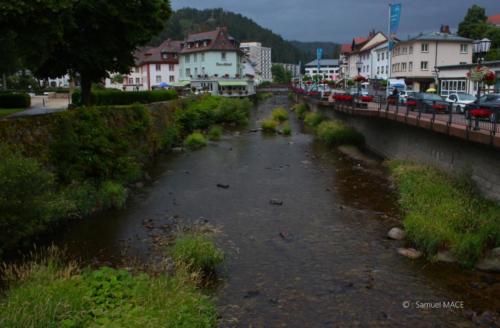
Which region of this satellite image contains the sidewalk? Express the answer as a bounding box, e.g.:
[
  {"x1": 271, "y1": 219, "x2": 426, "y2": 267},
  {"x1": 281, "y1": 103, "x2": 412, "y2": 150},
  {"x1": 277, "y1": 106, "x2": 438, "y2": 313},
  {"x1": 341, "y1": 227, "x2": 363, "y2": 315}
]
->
[{"x1": 7, "y1": 95, "x2": 69, "y2": 118}]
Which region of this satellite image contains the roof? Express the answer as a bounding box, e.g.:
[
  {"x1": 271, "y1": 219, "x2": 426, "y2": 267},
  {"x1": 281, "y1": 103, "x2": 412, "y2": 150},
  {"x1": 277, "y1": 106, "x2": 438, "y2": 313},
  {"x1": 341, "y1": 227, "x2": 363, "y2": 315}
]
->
[
  {"x1": 353, "y1": 37, "x2": 368, "y2": 45},
  {"x1": 488, "y1": 14, "x2": 500, "y2": 25},
  {"x1": 403, "y1": 32, "x2": 473, "y2": 43},
  {"x1": 181, "y1": 27, "x2": 240, "y2": 54},
  {"x1": 305, "y1": 59, "x2": 339, "y2": 67},
  {"x1": 134, "y1": 39, "x2": 182, "y2": 66},
  {"x1": 340, "y1": 44, "x2": 352, "y2": 54}
]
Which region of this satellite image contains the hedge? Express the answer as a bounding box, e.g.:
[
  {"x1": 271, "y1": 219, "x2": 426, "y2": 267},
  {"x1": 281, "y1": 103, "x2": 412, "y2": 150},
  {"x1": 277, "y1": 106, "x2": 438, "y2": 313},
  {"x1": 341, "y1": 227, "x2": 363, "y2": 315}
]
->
[
  {"x1": 0, "y1": 93, "x2": 31, "y2": 108},
  {"x1": 72, "y1": 89, "x2": 178, "y2": 106}
]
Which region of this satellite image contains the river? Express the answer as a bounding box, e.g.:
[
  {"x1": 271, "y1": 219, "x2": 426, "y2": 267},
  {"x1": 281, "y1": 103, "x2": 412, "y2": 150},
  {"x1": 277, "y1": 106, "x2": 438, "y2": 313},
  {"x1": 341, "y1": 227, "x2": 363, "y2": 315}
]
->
[{"x1": 50, "y1": 95, "x2": 499, "y2": 327}]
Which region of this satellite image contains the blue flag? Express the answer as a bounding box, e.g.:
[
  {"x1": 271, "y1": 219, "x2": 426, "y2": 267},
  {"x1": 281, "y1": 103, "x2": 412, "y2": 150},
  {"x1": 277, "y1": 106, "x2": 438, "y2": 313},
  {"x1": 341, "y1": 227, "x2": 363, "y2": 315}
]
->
[{"x1": 390, "y1": 4, "x2": 402, "y2": 35}]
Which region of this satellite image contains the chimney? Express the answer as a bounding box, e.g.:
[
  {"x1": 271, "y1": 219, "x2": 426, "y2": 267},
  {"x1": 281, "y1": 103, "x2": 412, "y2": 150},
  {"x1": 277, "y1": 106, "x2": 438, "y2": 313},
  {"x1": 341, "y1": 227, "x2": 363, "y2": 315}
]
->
[{"x1": 440, "y1": 25, "x2": 450, "y2": 34}]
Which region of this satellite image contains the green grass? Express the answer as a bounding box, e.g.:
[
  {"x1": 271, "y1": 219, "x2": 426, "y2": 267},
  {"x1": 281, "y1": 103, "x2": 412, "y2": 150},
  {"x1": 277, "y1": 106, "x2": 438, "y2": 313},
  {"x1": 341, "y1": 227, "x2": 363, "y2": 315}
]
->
[
  {"x1": 207, "y1": 126, "x2": 223, "y2": 141},
  {"x1": 315, "y1": 120, "x2": 365, "y2": 146},
  {"x1": 271, "y1": 107, "x2": 289, "y2": 122},
  {"x1": 282, "y1": 122, "x2": 292, "y2": 136},
  {"x1": 303, "y1": 112, "x2": 324, "y2": 127},
  {"x1": 97, "y1": 180, "x2": 127, "y2": 209},
  {"x1": 184, "y1": 132, "x2": 208, "y2": 150},
  {"x1": 0, "y1": 254, "x2": 217, "y2": 327},
  {"x1": 293, "y1": 103, "x2": 309, "y2": 119},
  {"x1": 261, "y1": 118, "x2": 279, "y2": 133},
  {"x1": 0, "y1": 108, "x2": 24, "y2": 118},
  {"x1": 170, "y1": 233, "x2": 224, "y2": 273},
  {"x1": 389, "y1": 161, "x2": 500, "y2": 267}
]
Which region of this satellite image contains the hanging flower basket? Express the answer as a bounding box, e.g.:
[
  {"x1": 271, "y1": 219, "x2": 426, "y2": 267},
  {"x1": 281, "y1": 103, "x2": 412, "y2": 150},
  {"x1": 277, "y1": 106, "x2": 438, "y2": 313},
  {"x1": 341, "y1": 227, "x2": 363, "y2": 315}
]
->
[
  {"x1": 484, "y1": 71, "x2": 496, "y2": 86},
  {"x1": 468, "y1": 66, "x2": 496, "y2": 85},
  {"x1": 354, "y1": 75, "x2": 367, "y2": 83}
]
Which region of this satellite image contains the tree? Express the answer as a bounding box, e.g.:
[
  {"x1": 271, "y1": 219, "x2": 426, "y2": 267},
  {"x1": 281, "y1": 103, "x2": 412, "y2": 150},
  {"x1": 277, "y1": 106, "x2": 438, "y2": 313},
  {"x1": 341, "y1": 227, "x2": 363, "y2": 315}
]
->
[
  {"x1": 271, "y1": 65, "x2": 292, "y2": 84},
  {"x1": 458, "y1": 5, "x2": 489, "y2": 40},
  {"x1": 0, "y1": 0, "x2": 171, "y2": 106}
]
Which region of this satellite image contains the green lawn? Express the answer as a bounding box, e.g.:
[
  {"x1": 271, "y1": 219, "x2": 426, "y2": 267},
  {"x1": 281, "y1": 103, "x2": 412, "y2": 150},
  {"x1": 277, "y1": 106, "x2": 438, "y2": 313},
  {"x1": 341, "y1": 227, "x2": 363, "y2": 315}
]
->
[{"x1": 0, "y1": 108, "x2": 25, "y2": 118}]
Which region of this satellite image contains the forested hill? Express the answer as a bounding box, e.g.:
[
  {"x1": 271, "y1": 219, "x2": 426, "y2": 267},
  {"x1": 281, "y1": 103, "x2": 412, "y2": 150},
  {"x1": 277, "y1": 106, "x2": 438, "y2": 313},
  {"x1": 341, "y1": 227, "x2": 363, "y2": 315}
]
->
[
  {"x1": 290, "y1": 41, "x2": 341, "y2": 62},
  {"x1": 149, "y1": 8, "x2": 340, "y2": 63}
]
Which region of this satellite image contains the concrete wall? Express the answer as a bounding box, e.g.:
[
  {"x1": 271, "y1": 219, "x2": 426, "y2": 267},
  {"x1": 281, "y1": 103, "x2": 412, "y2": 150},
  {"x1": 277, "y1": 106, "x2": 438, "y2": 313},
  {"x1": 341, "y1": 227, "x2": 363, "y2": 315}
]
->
[{"x1": 309, "y1": 101, "x2": 500, "y2": 201}]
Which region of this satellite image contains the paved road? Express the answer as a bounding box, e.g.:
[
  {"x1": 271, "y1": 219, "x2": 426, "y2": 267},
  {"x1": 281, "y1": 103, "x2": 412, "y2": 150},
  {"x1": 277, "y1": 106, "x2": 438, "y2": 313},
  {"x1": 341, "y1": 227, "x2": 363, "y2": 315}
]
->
[{"x1": 7, "y1": 96, "x2": 68, "y2": 118}]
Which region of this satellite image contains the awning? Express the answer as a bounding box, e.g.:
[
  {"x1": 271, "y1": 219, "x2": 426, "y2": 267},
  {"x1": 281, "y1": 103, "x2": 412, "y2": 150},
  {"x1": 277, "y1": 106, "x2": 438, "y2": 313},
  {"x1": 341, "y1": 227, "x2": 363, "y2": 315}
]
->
[
  {"x1": 169, "y1": 81, "x2": 190, "y2": 87},
  {"x1": 218, "y1": 81, "x2": 248, "y2": 87}
]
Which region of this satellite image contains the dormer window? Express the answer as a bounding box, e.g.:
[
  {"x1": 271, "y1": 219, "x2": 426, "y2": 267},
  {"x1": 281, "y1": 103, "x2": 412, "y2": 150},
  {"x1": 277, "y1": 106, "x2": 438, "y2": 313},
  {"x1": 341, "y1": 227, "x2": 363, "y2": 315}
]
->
[{"x1": 203, "y1": 41, "x2": 208, "y2": 47}]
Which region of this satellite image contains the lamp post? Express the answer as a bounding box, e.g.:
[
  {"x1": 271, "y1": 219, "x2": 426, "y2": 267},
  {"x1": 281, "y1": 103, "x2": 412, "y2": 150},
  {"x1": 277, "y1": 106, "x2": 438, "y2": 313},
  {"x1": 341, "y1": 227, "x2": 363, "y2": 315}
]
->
[
  {"x1": 473, "y1": 38, "x2": 492, "y2": 104},
  {"x1": 356, "y1": 60, "x2": 363, "y2": 95}
]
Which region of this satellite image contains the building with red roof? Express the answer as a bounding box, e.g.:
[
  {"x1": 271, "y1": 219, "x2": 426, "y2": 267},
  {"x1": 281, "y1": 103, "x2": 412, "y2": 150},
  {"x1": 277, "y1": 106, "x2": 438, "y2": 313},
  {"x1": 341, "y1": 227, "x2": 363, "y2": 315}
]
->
[{"x1": 488, "y1": 14, "x2": 500, "y2": 27}]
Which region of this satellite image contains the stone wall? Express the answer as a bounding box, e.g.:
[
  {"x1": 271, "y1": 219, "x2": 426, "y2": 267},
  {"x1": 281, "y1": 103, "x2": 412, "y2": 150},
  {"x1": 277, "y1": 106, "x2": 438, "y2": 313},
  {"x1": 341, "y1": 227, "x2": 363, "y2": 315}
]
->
[{"x1": 308, "y1": 101, "x2": 500, "y2": 201}]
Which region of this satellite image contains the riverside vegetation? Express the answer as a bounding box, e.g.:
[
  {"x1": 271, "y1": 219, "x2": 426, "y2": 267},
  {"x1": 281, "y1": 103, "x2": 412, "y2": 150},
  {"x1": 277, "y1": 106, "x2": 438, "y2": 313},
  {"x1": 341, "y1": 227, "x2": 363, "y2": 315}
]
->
[
  {"x1": 260, "y1": 107, "x2": 292, "y2": 135},
  {"x1": 389, "y1": 161, "x2": 500, "y2": 267},
  {"x1": 0, "y1": 94, "x2": 252, "y2": 256}
]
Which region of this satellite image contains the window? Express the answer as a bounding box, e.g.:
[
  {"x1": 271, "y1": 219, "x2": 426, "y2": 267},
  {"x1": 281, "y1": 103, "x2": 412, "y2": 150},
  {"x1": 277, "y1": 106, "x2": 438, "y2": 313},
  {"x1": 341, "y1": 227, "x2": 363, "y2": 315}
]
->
[
  {"x1": 135, "y1": 77, "x2": 140, "y2": 84},
  {"x1": 201, "y1": 53, "x2": 205, "y2": 62},
  {"x1": 409, "y1": 62, "x2": 413, "y2": 72},
  {"x1": 377, "y1": 53, "x2": 380, "y2": 61},
  {"x1": 460, "y1": 44, "x2": 468, "y2": 53},
  {"x1": 402, "y1": 62, "x2": 407, "y2": 71},
  {"x1": 382, "y1": 52, "x2": 385, "y2": 60},
  {"x1": 221, "y1": 52, "x2": 226, "y2": 61},
  {"x1": 169, "y1": 64, "x2": 174, "y2": 71},
  {"x1": 194, "y1": 67, "x2": 198, "y2": 76},
  {"x1": 409, "y1": 46, "x2": 413, "y2": 54},
  {"x1": 381, "y1": 66, "x2": 384, "y2": 74},
  {"x1": 377, "y1": 67, "x2": 380, "y2": 74},
  {"x1": 421, "y1": 43, "x2": 429, "y2": 52},
  {"x1": 155, "y1": 76, "x2": 161, "y2": 83},
  {"x1": 169, "y1": 76, "x2": 174, "y2": 82},
  {"x1": 420, "y1": 61, "x2": 428, "y2": 70},
  {"x1": 194, "y1": 54, "x2": 197, "y2": 63},
  {"x1": 186, "y1": 68, "x2": 191, "y2": 77},
  {"x1": 156, "y1": 64, "x2": 161, "y2": 71},
  {"x1": 402, "y1": 47, "x2": 407, "y2": 55},
  {"x1": 128, "y1": 78, "x2": 133, "y2": 85},
  {"x1": 185, "y1": 55, "x2": 190, "y2": 64}
]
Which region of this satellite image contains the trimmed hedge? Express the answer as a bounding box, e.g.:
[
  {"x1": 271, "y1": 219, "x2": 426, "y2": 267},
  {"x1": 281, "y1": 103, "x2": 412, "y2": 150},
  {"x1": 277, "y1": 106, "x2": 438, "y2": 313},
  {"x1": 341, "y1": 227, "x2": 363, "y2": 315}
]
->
[
  {"x1": 0, "y1": 93, "x2": 31, "y2": 108},
  {"x1": 72, "y1": 89, "x2": 177, "y2": 106}
]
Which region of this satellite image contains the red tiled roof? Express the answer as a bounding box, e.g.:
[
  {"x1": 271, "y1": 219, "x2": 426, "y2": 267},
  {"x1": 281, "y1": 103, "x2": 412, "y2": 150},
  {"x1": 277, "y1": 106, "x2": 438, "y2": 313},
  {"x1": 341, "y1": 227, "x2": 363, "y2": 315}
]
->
[
  {"x1": 134, "y1": 39, "x2": 182, "y2": 66},
  {"x1": 488, "y1": 14, "x2": 500, "y2": 25},
  {"x1": 340, "y1": 44, "x2": 352, "y2": 54},
  {"x1": 353, "y1": 37, "x2": 368, "y2": 45},
  {"x1": 181, "y1": 27, "x2": 240, "y2": 54}
]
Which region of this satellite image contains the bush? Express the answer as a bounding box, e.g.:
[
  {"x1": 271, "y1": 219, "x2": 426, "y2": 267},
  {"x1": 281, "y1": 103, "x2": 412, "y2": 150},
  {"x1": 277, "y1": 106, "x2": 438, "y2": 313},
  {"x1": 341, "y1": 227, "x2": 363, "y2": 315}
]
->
[
  {"x1": 0, "y1": 147, "x2": 69, "y2": 251},
  {"x1": 316, "y1": 120, "x2": 365, "y2": 146},
  {"x1": 389, "y1": 161, "x2": 500, "y2": 267},
  {"x1": 0, "y1": 92, "x2": 31, "y2": 108},
  {"x1": 72, "y1": 89, "x2": 177, "y2": 106},
  {"x1": 282, "y1": 122, "x2": 292, "y2": 136},
  {"x1": 161, "y1": 125, "x2": 180, "y2": 150},
  {"x1": 97, "y1": 181, "x2": 127, "y2": 209},
  {"x1": 170, "y1": 233, "x2": 224, "y2": 273},
  {"x1": 304, "y1": 112, "x2": 324, "y2": 127},
  {"x1": 261, "y1": 118, "x2": 279, "y2": 133},
  {"x1": 293, "y1": 103, "x2": 309, "y2": 119},
  {"x1": 0, "y1": 256, "x2": 217, "y2": 327},
  {"x1": 184, "y1": 132, "x2": 208, "y2": 150},
  {"x1": 207, "y1": 126, "x2": 223, "y2": 141},
  {"x1": 271, "y1": 107, "x2": 289, "y2": 122}
]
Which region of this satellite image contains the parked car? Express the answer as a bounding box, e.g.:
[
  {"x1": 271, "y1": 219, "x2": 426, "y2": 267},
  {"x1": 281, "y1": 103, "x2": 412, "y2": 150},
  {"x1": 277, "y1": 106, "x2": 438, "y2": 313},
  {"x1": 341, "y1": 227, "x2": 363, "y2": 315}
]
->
[
  {"x1": 398, "y1": 90, "x2": 416, "y2": 104},
  {"x1": 464, "y1": 94, "x2": 500, "y2": 122},
  {"x1": 407, "y1": 93, "x2": 450, "y2": 113},
  {"x1": 445, "y1": 93, "x2": 476, "y2": 113}
]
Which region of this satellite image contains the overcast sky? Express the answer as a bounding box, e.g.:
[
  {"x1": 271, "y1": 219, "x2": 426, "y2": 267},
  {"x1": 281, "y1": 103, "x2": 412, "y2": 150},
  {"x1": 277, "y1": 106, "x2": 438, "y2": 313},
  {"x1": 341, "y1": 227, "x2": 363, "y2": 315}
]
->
[{"x1": 171, "y1": 0, "x2": 500, "y2": 43}]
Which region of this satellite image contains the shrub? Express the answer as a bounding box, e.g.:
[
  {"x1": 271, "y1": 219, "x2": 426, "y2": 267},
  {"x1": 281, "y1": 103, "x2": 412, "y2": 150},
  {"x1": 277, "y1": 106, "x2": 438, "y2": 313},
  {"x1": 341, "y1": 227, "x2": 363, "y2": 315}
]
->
[
  {"x1": 170, "y1": 233, "x2": 224, "y2": 273},
  {"x1": 0, "y1": 147, "x2": 64, "y2": 251},
  {"x1": 316, "y1": 120, "x2": 365, "y2": 146},
  {"x1": 389, "y1": 161, "x2": 500, "y2": 267},
  {"x1": 293, "y1": 103, "x2": 309, "y2": 119},
  {"x1": 271, "y1": 107, "x2": 289, "y2": 122},
  {"x1": 304, "y1": 112, "x2": 324, "y2": 127},
  {"x1": 256, "y1": 92, "x2": 272, "y2": 102},
  {"x1": 0, "y1": 92, "x2": 31, "y2": 108},
  {"x1": 161, "y1": 125, "x2": 180, "y2": 150},
  {"x1": 72, "y1": 89, "x2": 177, "y2": 106},
  {"x1": 97, "y1": 181, "x2": 127, "y2": 209},
  {"x1": 282, "y1": 122, "x2": 292, "y2": 136},
  {"x1": 213, "y1": 97, "x2": 251, "y2": 126},
  {"x1": 208, "y1": 126, "x2": 223, "y2": 141},
  {"x1": 184, "y1": 132, "x2": 208, "y2": 150},
  {"x1": 0, "y1": 256, "x2": 217, "y2": 327},
  {"x1": 261, "y1": 118, "x2": 279, "y2": 133}
]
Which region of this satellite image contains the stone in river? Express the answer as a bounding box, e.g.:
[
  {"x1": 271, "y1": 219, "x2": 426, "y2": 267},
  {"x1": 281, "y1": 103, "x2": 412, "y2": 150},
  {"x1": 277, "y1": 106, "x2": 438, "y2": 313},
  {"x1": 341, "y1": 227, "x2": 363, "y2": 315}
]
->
[
  {"x1": 217, "y1": 183, "x2": 230, "y2": 189},
  {"x1": 475, "y1": 247, "x2": 500, "y2": 273},
  {"x1": 397, "y1": 248, "x2": 422, "y2": 259},
  {"x1": 387, "y1": 227, "x2": 406, "y2": 240},
  {"x1": 270, "y1": 199, "x2": 283, "y2": 206},
  {"x1": 436, "y1": 250, "x2": 456, "y2": 263}
]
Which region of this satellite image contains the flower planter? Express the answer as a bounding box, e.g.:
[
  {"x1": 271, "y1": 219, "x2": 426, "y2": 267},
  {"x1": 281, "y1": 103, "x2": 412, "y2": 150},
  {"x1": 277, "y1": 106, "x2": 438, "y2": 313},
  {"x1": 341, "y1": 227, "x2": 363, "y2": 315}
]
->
[
  {"x1": 361, "y1": 96, "x2": 373, "y2": 103},
  {"x1": 470, "y1": 108, "x2": 492, "y2": 118}
]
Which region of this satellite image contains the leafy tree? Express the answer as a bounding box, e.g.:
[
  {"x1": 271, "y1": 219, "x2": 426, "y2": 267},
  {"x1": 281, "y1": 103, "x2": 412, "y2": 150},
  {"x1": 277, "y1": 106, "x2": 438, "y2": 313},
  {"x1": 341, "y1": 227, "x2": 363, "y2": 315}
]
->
[
  {"x1": 272, "y1": 65, "x2": 292, "y2": 84},
  {"x1": 458, "y1": 5, "x2": 489, "y2": 40},
  {"x1": 0, "y1": 0, "x2": 171, "y2": 106}
]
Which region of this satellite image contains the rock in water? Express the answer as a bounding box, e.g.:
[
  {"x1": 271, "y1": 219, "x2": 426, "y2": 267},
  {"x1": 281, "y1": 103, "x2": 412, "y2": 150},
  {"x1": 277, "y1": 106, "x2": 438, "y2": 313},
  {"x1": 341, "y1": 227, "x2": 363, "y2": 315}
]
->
[
  {"x1": 436, "y1": 250, "x2": 457, "y2": 263},
  {"x1": 217, "y1": 183, "x2": 230, "y2": 189},
  {"x1": 270, "y1": 199, "x2": 283, "y2": 206},
  {"x1": 387, "y1": 227, "x2": 406, "y2": 240},
  {"x1": 397, "y1": 248, "x2": 422, "y2": 259},
  {"x1": 475, "y1": 247, "x2": 500, "y2": 273}
]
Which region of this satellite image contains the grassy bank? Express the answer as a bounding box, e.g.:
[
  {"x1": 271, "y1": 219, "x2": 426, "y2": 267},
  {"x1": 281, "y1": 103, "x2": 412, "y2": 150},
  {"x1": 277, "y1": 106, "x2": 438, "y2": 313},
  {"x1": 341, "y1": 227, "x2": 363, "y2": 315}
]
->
[
  {"x1": 0, "y1": 241, "x2": 223, "y2": 327},
  {"x1": 0, "y1": 95, "x2": 252, "y2": 255},
  {"x1": 260, "y1": 107, "x2": 293, "y2": 135},
  {"x1": 389, "y1": 161, "x2": 500, "y2": 266},
  {"x1": 0, "y1": 108, "x2": 24, "y2": 118}
]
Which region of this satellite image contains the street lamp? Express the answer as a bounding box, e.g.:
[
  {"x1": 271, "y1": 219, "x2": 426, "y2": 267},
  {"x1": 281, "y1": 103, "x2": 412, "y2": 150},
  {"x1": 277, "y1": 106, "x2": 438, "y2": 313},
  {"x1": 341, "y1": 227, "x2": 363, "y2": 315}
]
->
[
  {"x1": 473, "y1": 38, "x2": 492, "y2": 104},
  {"x1": 356, "y1": 60, "x2": 363, "y2": 95}
]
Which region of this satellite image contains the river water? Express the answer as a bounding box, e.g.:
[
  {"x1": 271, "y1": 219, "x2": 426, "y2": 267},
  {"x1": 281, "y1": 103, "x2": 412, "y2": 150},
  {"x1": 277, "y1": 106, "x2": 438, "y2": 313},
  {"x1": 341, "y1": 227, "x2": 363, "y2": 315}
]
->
[{"x1": 50, "y1": 95, "x2": 499, "y2": 327}]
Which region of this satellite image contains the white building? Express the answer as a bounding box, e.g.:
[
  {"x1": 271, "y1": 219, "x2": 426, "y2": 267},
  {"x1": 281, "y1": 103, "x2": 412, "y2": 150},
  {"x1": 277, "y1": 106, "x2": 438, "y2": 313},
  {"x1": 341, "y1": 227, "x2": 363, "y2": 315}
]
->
[
  {"x1": 178, "y1": 27, "x2": 255, "y2": 96},
  {"x1": 106, "y1": 39, "x2": 182, "y2": 91},
  {"x1": 240, "y1": 42, "x2": 272, "y2": 82},
  {"x1": 304, "y1": 59, "x2": 340, "y2": 80},
  {"x1": 437, "y1": 60, "x2": 500, "y2": 96},
  {"x1": 371, "y1": 42, "x2": 390, "y2": 80},
  {"x1": 345, "y1": 32, "x2": 387, "y2": 80}
]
